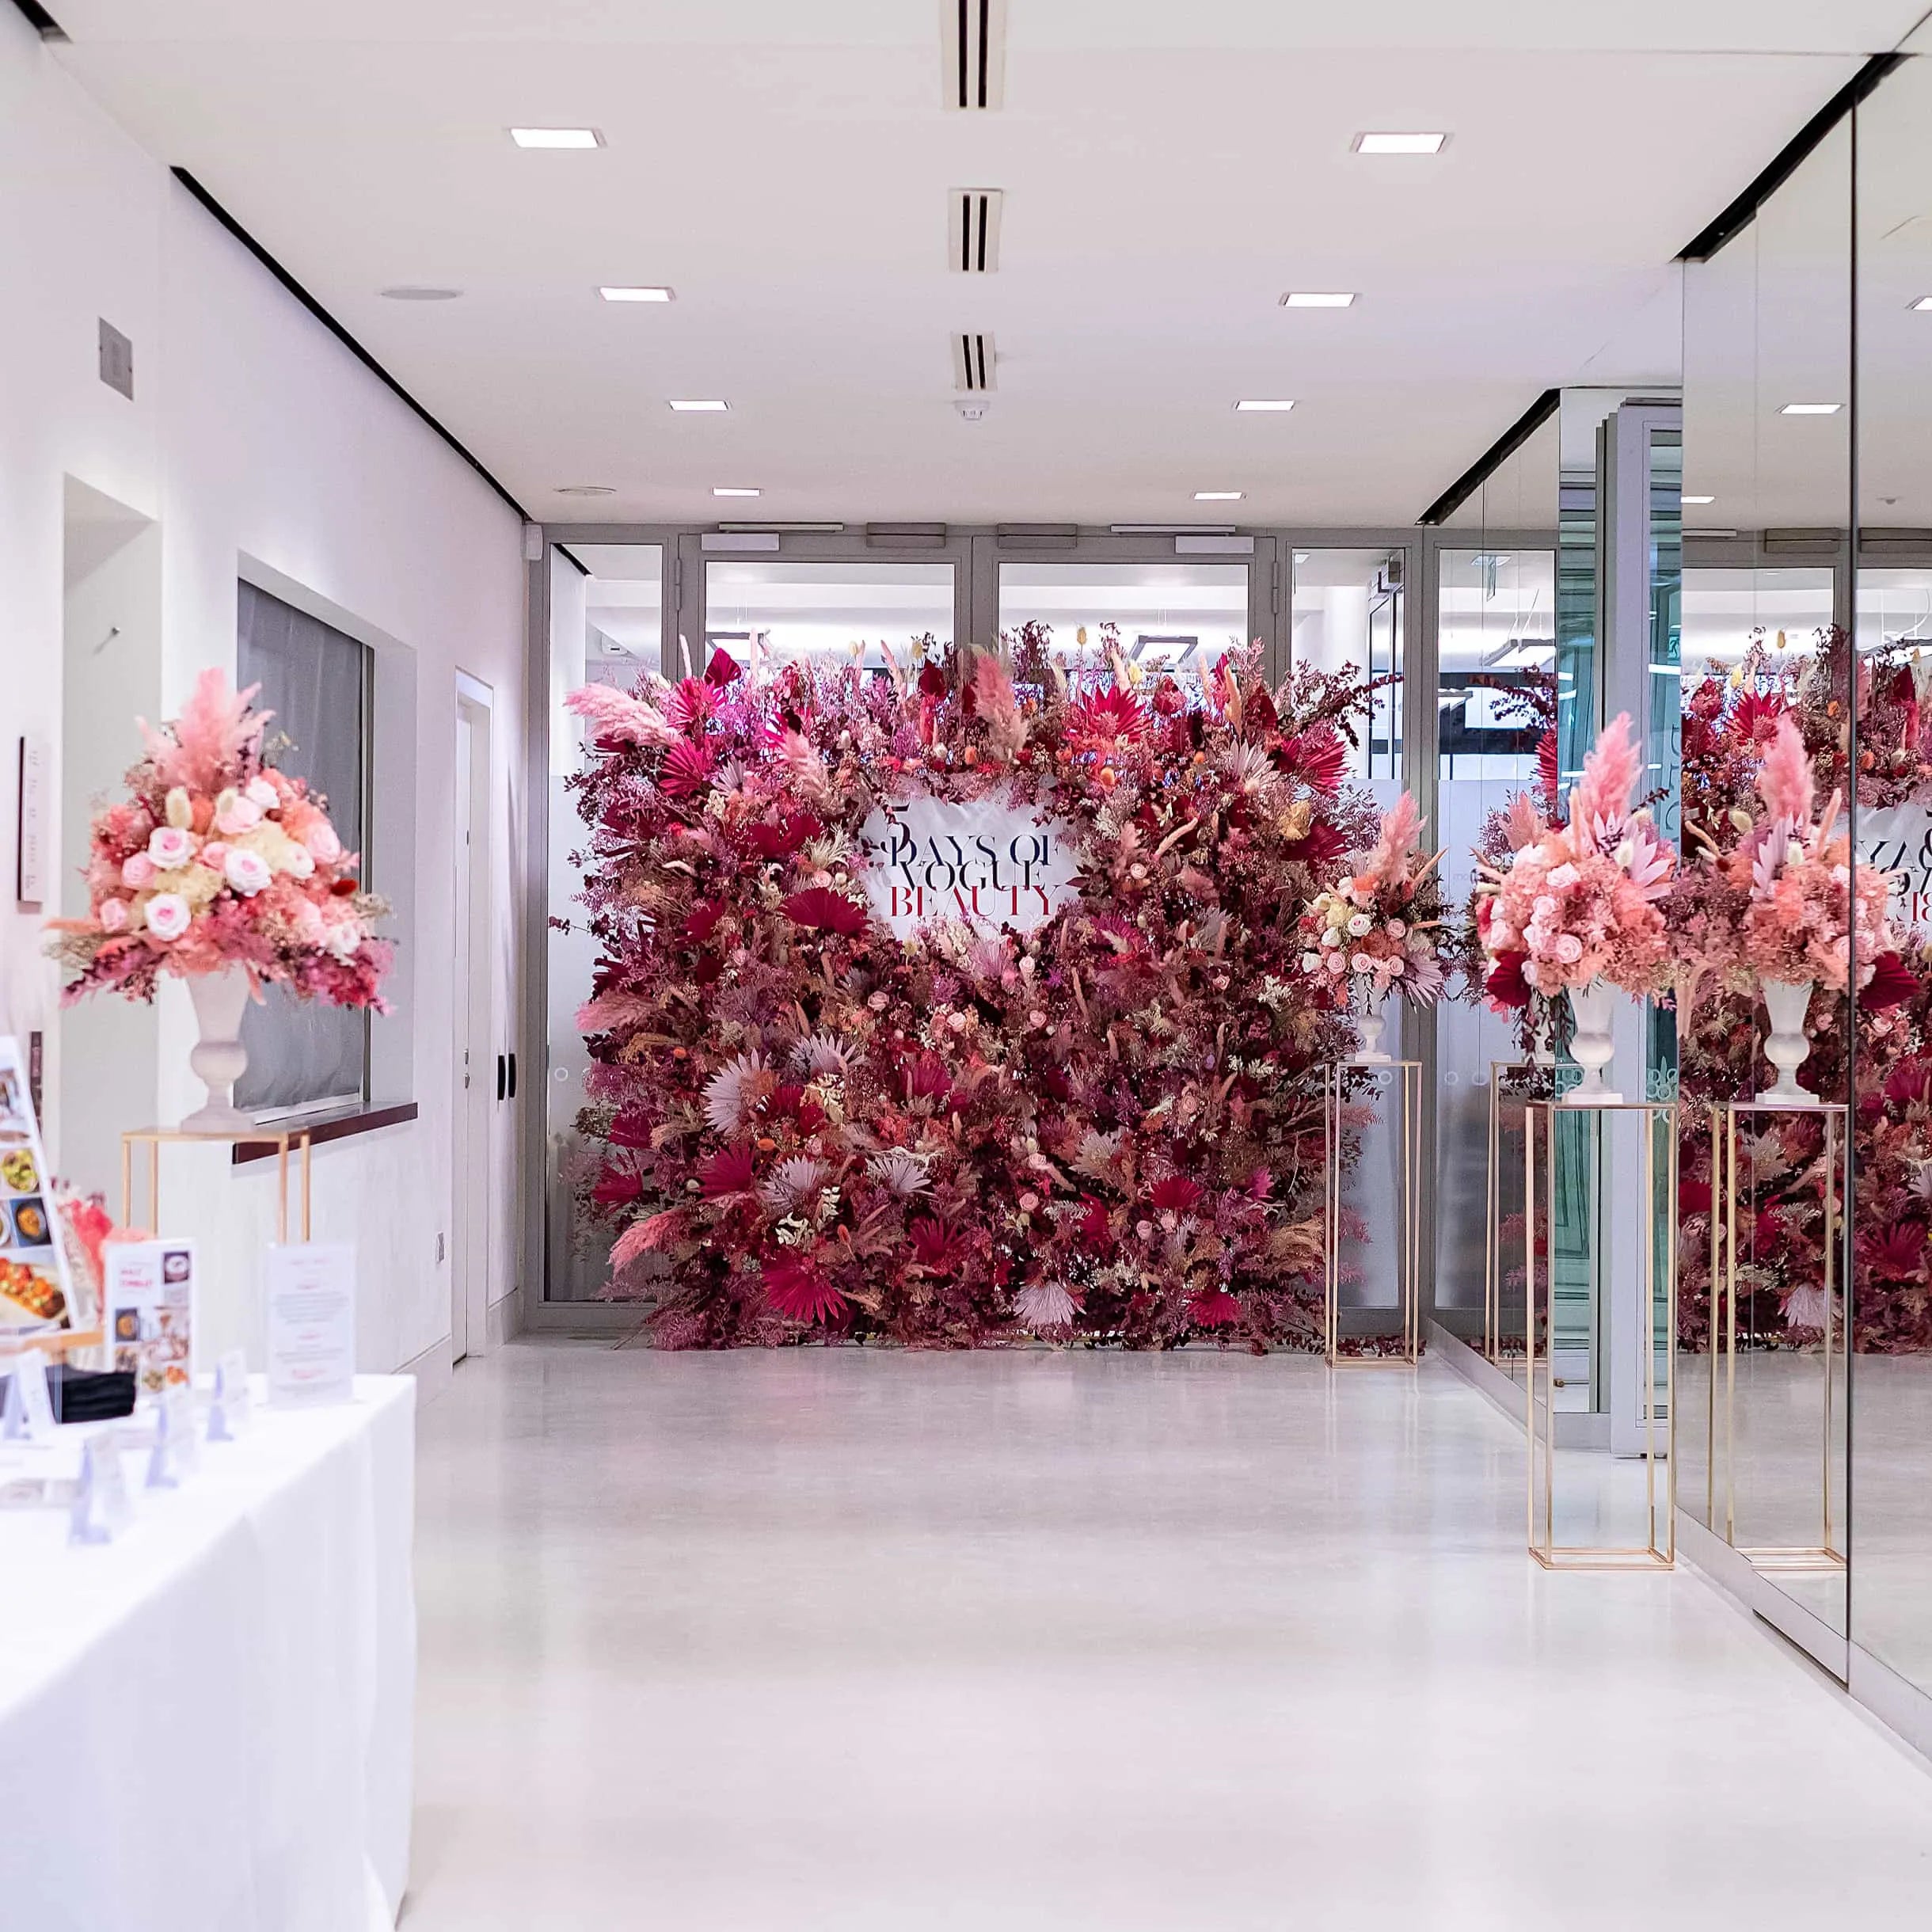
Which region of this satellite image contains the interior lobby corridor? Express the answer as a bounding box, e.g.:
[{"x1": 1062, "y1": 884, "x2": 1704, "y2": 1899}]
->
[{"x1": 405, "y1": 1345, "x2": 1932, "y2": 1930}]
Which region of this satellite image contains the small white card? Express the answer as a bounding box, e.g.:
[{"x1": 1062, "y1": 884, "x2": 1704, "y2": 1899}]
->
[
  {"x1": 146, "y1": 1386, "x2": 200, "y2": 1488},
  {"x1": 70, "y1": 1433, "x2": 133, "y2": 1544},
  {"x1": 265, "y1": 1243, "x2": 356, "y2": 1409},
  {"x1": 207, "y1": 1348, "x2": 252, "y2": 1442},
  {"x1": 2, "y1": 1348, "x2": 55, "y2": 1441}
]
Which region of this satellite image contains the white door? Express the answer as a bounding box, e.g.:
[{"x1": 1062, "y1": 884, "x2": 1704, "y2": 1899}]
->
[{"x1": 451, "y1": 693, "x2": 493, "y2": 1360}]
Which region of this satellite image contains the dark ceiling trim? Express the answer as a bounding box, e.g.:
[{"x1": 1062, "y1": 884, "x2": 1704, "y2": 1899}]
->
[
  {"x1": 1678, "y1": 51, "x2": 1905, "y2": 262},
  {"x1": 9, "y1": 0, "x2": 68, "y2": 38},
  {"x1": 1416, "y1": 388, "x2": 1560, "y2": 528},
  {"x1": 169, "y1": 167, "x2": 532, "y2": 524}
]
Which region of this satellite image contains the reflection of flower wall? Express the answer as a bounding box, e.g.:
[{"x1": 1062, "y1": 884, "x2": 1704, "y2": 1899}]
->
[
  {"x1": 1675, "y1": 631, "x2": 1931, "y2": 1352},
  {"x1": 565, "y1": 629, "x2": 1386, "y2": 1349}
]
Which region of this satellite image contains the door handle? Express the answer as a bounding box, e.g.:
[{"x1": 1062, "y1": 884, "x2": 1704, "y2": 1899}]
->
[
  {"x1": 508, "y1": 1052, "x2": 518, "y2": 1100},
  {"x1": 496, "y1": 1054, "x2": 506, "y2": 1101}
]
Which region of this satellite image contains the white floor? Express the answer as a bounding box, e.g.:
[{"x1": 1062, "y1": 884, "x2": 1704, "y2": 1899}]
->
[{"x1": 403, "y1": 1342, "x2": 1932, "y2": 1930}]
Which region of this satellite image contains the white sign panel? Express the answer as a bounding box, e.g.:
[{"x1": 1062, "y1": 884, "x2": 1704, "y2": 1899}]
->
[
  {"x1": 857, "y1": 792, "x2": 1081, "y2": 938},
  {"x1": 1860, "y1": 801, "x2": 1932, "y2": 937},
  {"x1": 266, "y1": 1243, "x2": 356, "y2": 1408}
]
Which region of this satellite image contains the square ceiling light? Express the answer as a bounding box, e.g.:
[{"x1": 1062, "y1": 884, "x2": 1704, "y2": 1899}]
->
[
  {"x1": 600, "y1": 286, "x2": 672, "y2": 302},
  {"x1": 1235, "y1": 400, "x2": 1295, "y2": 412},
  {"x1": 510, "y1": 127, "x2": 603, "y2": 149},
  {"x1": 1280, "y1": 292, "x2": 1356, "y2": 308},
  {"x1": 669, "y1": 399, "x2": 729, "y2": 412},
  {"x1": 1353, "y1": 132, "x2": 1447, "y2": 154},
  {"x1": 1194, "y1": 490, "x2": 1244, "y2": 501},
  {"x1": 713, "y1": 487, "x2": 760, "y2": 497},
  {"x1": 1780, "y1": 402, "x2": 1841, "y2": 415}
]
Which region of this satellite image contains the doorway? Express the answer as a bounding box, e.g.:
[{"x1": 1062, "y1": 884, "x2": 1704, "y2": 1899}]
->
[{"x1": 452, "y1": 679, "x2": 494, "y2": 1361}]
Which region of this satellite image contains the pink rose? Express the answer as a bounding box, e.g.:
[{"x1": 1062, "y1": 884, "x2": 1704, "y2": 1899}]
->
[
  {"x1": 1554, "y1": 934, "x2": 1584, "y2": 964},
  {"x1": 121, "y1": 852, "x2": 157, "y2": 889},
  {"x1": 293, "y1": 901, "x2": 326, "y2": 943},
  {"x1": 223, "y1": 848, "x2": 272, "y2": 896},
  {"x1": 97, "y1": 898, "x2": 130, "y2": 934},
  {"x1": 244, "y1": 777, "x2": 279, "y2": 810},
  {"x1": 143, "y1": 892, "x2": 191, "y2": 942},
  {"x1": 199, "y1": 840, "x2": 231, "y2": 871},
  {"x1": 303, "y1": 822, "x2": 343, "y2": 865},
  {"x1": 147, "y1": 826, "x2": 194, "y2": 869},
  {"x1": 215, "y1": 796, "x2": 264, "y2": 837}
]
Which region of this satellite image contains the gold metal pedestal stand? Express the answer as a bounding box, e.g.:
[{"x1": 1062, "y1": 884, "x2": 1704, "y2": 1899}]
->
[
  {"x1": 121, "y1": 1126, "x2": 314, "y2": 1241},
  {"x1": 1484, "y1": 1059, "x2": 1552, "y2": 1365},
  {"x1": 1523, "y1": 1097, "x2": 1677, "y2": 1569},
  {"x1": 1321, "y1": 1057, "x2": 1423, "y2": 1367},
  {"x1": 1710, "y1": 1098, "x2": 1846, "y2": 1574}
]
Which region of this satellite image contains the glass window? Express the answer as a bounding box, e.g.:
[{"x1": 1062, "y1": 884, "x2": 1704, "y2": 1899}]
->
[
  {"x1": 1291, "y1": 549, "x2": 1404, "y2": 780},
  {"x1": 235, "y1": 582, "x2": 371, "y2": 1116},
  {"x1": 996, "y1": 561, "x2": 1247, "y2": 686},
  {"x1": 546, "y1": 542, "x2": 663, "y2": 1301},
  {"x1": 705, "y1": 561, "x2": 953, "y2": 674},
  {"x1": 1682, "y1": 567, "x2": 1835, "y2": 683}
]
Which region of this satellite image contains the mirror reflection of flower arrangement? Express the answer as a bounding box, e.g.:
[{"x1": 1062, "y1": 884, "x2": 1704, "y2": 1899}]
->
[
  {"x1": 1298, "y1": 793, "x2": 1446, "y2": 1010},
  {"x1": 1683, "y1": 714, "x2": 1896, "y2": 995},
  {"x1": 47, "y1": 670, "x2": 390, "y2": 1010},
  {"x1": 1476, "y1": 713, "x2": 1677, "y2": 998}
]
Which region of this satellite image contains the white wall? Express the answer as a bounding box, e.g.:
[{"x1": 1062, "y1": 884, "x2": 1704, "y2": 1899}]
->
[{"x1": 0, "y1": 14, "x2": 527, "y2": 1379}]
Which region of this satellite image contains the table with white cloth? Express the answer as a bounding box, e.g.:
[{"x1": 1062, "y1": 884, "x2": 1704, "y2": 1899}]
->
[{"x1": 0, "y1": 1375, "x2": 416, "y2": 1932}]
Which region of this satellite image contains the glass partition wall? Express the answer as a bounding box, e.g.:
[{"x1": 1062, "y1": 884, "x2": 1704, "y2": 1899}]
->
[
  {"x1": 1852, "y1": 59, "x2": 1932, "y2": 1731},
  {"x1": 1679, "y1": 119, "x2": 1857, "y2": 1663}
]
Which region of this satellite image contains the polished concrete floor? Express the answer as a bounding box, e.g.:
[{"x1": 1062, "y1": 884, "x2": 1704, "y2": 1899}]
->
[{"x1": 403, "y1": 1342, "x2": 1932, "y2": 1930}]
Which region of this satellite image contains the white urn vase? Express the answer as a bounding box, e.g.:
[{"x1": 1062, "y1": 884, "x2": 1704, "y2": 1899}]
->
[
  {"x1": 1563, "y1": 978, "x2": 1621, "y2": 1105},
  {"x1": 1758, "y1": 978, "x2": 1816, "y2": 1106},
  {"x1": 181, "y1": 967, "x2": 256, "y2": 1134},
  {"x1": 1355, "y1": 986, "x2": 1393, "y2": 1064}
]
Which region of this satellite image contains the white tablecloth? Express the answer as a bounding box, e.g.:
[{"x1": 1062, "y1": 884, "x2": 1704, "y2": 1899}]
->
[{"x1": 0, "y1": 1376, "x2": 416, "y2": 1932}]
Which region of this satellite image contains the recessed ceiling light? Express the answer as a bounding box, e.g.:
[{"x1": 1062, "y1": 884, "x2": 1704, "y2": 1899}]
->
[
  {"x1": 1912, "y1": 297, "x2": 1932, "y2": 311},
  {"x1": 1280, "y1": 292, "x2": 1356, "y2": 308},
  {"x1": 1354, "y1": 132, "x2": 1447, "y2": 155},
  {"x1": 510, "y1": 127, "x2": 603, "y2": 149},
  {"x1": 1235, "y1": 399, "x2": 1295, "y2": 412},
  {"x1": 380, "y1": 285, "x2": 462, "y2": 302},
  {"x1": 1781, "y1": 402, "x2": 1841, "y2": 415},
  {"x1": 1194, "y1": 490, "x2": 1244, "y2": 501},
  {"x1": 1683, "y1": 494, "x2": 1716, "y2": 504},
  {"x1": 554, "y1": 485, "x2": 616, "y2": 496},
  {"x1": 599, "y1": 286, "x2": 673, "y2": 302},
  {"x1": 713, "y1": 487, "x2": 760, "y2": 498},
  {"x1": 669, "y1": 399, "x2": 728, "y2": 412}
]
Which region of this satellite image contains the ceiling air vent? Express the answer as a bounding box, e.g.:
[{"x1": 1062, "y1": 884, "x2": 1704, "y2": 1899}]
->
[
  {"x1": 949, "y1": 189, "x2": 1004, "y2": 273},
  {"x1": 953, "y1": 332, "x2": 996, "y2": 393},
  {"x1": 941, "y1": 0, "x2": 1008, "y2": 111}
]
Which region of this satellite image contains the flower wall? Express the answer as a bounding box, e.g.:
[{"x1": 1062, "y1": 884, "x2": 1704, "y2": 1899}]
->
[{"x1": 564, "y1": 631, "x2": 1390, "y2": 1348}]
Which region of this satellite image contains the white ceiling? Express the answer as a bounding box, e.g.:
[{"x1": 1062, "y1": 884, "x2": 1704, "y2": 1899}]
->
[{"x1": 48, "y1": 2, "x2": 1932, "y2": 527}]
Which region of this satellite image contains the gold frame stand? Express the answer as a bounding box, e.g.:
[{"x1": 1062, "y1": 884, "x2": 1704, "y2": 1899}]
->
[
  {"x1": 1321, "y1": 1057, "x2": 1423, "y2": 1367},
  {"x1": 1484, "y1": 1059, "x2": 1552, "y2": 1365},
  {"x1": 121, "y1": 1126, "x2": 314, "y2": 1243},
  {"x1": 1708, "y1": 1098, "x2": 1846, "y2": 1575},
  {"x1": 1523, "y1": 1097, "x2": 1677, "y2": 1570}
]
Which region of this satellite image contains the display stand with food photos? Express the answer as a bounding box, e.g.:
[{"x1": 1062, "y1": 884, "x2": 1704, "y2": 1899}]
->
[{"x1": 0, "y1": 1036, "x2": 80, "y2": 1348}]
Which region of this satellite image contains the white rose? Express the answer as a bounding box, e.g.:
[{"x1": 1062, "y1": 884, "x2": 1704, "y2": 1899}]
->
[
  {"x1": 283, "y1": 845, "x2": 315, "y2": 878},
  {"x1": 223, "y1": 848, "x2": 272, "y2": 896},
  {"x1": 1319, "y1": 928, "x2": 1338, "y2": 948},
  {"x1": 147, "y1": 825, "x2": 195, "y2": 869},
  {"x1": 1347, "y1": 913, "x2": 1372, "y2": 937},
  {"x1": 143, "y1": 892, "x2": 191, "y2": 942},
  {"x1": 244, "y1": 777, "x2": 280, "y2": 810},
  {"x1": 1300, "y1": 952, "x2": 1321, "y2": 972}
]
